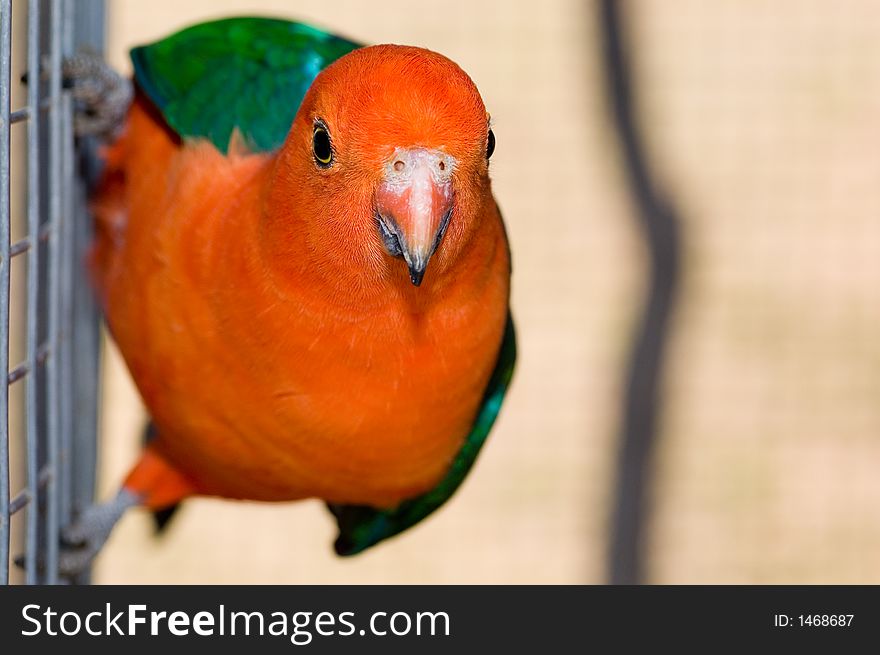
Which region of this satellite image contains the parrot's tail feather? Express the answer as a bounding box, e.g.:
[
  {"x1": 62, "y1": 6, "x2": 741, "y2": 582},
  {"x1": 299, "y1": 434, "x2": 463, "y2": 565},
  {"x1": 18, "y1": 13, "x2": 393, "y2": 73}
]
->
[{"x1": 123, "y1": 441, "x2": 199, "y2": 511}]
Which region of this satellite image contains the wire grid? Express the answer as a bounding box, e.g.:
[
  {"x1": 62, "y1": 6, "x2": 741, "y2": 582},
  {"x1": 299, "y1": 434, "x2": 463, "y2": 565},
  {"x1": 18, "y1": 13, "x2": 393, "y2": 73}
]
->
[{"x1": 0, "y1": 0, "x2": 103, "y2": 585}]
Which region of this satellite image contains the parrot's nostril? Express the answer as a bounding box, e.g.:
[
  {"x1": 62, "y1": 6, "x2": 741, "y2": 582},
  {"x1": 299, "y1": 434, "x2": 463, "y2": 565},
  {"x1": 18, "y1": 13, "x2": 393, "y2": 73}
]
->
[{"x1": 386, "y1": 148, "x2": 457, "y2": 182}]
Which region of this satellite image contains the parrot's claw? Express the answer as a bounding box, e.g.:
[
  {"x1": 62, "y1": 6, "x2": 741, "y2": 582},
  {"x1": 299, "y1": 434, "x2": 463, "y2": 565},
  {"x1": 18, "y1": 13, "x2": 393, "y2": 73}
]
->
[
  {"x1": 56, "y1": 489, "x2": 141, "y2": 579},
  {"x1": 60, "y1": 51, "x2": 132, "y2": 139},
  {"x1": 13, "y1": 489, "x2": 140, "y2": 581}
]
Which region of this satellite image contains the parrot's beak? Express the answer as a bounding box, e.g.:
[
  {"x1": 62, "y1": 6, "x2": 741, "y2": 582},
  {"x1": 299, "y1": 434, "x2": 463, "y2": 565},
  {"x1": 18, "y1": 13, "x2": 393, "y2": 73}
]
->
[{"x1": 376, "y1": 147, "x2": 456, "y2": 286}]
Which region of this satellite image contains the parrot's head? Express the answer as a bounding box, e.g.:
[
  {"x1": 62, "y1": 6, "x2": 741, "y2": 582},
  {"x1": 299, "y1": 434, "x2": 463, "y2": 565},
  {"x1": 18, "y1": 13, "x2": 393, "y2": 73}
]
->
[{"x1": 273, "y1": 44, "x2": 495, "y2": 291}]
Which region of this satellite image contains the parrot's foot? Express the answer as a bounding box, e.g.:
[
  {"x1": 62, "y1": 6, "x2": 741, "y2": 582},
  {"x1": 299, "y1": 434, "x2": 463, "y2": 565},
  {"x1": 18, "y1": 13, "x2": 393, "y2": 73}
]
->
[
  {"x1": 57, "y1": 488, "x2": 141, "y2": 579},
  {"x1": 61, "y1": 51, "x2": 132, "y2": 139}
]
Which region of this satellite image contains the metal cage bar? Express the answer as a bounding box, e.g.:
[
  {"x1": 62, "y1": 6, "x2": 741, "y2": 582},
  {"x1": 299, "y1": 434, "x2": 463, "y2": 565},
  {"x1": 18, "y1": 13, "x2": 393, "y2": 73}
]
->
[
  {"x1": 0, "y1": 0, "x2": 12, "y2": 588},
  {"x1": 66, "y1": 3, "x2": 103, "y2": 586},
  {"x1": 0, "y1": 0, "x2": 104, "y2": 585},
  {"x1": 45, "y1": 0, "x2": 64, "y2": 585},
  {"x1": 24, "y1": 0, "x2": 42, "y2": 586}
]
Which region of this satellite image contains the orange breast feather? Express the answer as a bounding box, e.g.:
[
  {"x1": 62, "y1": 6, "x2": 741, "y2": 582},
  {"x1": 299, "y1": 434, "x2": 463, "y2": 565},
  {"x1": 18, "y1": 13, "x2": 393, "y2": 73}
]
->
[{"x1": 91, "y1": 97, "x2": 510, "y2": 508}]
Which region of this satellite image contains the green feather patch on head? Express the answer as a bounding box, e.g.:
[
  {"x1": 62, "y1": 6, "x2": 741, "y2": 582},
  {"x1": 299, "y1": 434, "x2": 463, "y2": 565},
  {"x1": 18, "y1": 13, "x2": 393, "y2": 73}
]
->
[
  {"x1": 328, "y1": 313, "x2": 517, "y2": 556},
  {"x1": 130, "y1": 17, "x2": 362, "y2": 153}
]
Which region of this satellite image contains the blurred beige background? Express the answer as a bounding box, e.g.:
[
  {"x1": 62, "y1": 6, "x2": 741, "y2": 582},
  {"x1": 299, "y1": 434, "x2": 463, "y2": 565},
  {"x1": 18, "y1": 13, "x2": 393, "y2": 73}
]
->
[{"x1": 90, "y1": 0, "x2": 880, "y2": 583}]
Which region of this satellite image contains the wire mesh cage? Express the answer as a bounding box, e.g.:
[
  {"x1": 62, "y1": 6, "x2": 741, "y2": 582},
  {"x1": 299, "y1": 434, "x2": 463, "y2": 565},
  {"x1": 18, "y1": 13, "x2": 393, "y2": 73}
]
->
[{"x1": 0, "y1": 0, "x2": 103, "y2": 585}]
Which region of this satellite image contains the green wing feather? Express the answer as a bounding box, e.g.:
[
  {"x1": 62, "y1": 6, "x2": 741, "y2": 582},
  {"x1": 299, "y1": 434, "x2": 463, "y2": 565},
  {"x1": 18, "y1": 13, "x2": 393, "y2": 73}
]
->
[
  {"x1": 328, "y1": 313, "x2": 517, "y2": 556},
  {"x1": 130, "y1": 17, "x2": 362, "y2": 153}
]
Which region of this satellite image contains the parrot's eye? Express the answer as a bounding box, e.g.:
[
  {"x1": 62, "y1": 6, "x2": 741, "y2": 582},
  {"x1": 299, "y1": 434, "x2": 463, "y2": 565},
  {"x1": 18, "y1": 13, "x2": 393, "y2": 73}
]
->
[
  {"x1": 312, "y1": 123, "x2": 334, "y2": 167},
  {"x1": 486, "y1": 128, "x2": 495, "y2": 160}
]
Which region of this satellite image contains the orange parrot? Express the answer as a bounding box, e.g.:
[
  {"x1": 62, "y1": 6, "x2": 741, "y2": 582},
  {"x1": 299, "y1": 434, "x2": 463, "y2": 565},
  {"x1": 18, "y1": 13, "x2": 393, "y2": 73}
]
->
[{"x1": 59, "y1": 17, "x2": 515, "y2": 575}]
